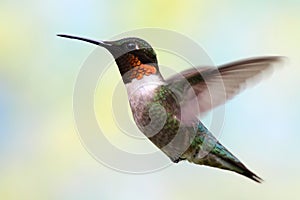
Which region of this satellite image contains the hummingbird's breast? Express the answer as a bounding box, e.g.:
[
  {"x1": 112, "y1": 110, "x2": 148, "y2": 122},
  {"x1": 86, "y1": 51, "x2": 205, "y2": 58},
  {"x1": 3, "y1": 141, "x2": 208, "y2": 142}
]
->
[
  {"x1": 125, "y1": 74, "x2": 164, "y2": 130},
  {"x1": 125, "y1": 75, "x2": 183, "y2": 149}
]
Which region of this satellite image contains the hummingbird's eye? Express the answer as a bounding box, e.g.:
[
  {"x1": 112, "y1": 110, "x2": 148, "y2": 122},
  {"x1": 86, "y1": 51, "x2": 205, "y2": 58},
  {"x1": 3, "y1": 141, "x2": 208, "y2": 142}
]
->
[{"x1": 126, "y1": 42, "x2": 136, "y2": 50}]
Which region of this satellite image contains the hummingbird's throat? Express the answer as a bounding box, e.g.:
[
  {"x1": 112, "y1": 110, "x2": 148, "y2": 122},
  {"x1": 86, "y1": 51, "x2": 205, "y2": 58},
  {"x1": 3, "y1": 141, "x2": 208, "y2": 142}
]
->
[
  {"x1": 129, "y1": 64, "x2": 157, "y2": 80},
  {"x1": 127, "y1": 55, "x2": 157, "y2": 80}
]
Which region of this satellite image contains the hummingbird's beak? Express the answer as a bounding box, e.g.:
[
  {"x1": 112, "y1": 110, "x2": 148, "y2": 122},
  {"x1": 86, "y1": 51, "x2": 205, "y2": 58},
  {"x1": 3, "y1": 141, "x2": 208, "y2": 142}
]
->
[{"x1": 57, "y1": 34, "x2": 112, "y2": 48}]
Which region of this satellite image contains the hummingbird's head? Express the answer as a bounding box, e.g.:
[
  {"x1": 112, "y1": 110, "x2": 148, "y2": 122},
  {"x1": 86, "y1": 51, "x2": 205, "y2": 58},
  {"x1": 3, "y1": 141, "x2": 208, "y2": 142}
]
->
[{"x1": 57, "y1": 34, "x2": 160, "y2": 83}]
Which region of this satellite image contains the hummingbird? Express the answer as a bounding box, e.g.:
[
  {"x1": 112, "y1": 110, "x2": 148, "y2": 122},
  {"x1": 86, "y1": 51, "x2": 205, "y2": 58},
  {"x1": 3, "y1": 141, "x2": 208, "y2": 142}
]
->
[{"x1": 57, "y1": 34, "x2": 284, "y2": 183}]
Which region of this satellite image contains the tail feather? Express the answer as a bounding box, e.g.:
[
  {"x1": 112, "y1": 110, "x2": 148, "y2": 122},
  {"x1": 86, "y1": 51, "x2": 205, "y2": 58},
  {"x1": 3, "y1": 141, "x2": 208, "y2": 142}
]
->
[
  {"x1": 184, "y1": 131, "x2": 263, "y2": 183},
  {"x1": 211, "y1": 151, "x2": 263, "y2": 183},
  {"x1": 239, "y1": 165, "x2": 263, "y2": 183}
]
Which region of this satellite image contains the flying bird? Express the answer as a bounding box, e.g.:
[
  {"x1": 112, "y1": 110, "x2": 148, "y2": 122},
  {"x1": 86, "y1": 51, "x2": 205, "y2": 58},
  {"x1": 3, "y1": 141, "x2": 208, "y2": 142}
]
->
[{"x1": 58, "y1": 34, "x2": 285, "y2": 182}]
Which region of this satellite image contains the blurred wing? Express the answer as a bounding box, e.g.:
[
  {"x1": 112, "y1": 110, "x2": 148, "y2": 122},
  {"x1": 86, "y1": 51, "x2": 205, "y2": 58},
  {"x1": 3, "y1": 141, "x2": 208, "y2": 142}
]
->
[{"x1": 166, "y1": 56, "x2": 285, "y2": 119}]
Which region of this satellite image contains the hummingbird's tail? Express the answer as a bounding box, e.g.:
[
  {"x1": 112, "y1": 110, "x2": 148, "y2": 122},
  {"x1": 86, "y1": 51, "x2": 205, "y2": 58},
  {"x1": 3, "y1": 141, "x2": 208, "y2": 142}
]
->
[
  {"x1": 191, "y1": 147, "x2": 263, "y2": 183},
  {"x1": 182, "y1": 127, "x2": 263, "y2": 183}
]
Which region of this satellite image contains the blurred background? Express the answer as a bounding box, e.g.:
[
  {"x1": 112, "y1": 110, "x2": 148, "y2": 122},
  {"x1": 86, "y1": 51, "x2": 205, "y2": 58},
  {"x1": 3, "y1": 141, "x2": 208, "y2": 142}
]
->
[{"x1": 1, "y1": 0, "x2": 299, "y2": 199}]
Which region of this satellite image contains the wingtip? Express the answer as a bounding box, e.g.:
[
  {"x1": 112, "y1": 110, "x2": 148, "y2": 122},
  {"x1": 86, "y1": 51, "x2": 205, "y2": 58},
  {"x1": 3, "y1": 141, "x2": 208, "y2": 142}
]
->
[
  {"x1": 276, "y1": 56, "x2": 289, "y2": 66},
  {"x1": 258, "y1": 55, "x2": 288, "y2": 67}
]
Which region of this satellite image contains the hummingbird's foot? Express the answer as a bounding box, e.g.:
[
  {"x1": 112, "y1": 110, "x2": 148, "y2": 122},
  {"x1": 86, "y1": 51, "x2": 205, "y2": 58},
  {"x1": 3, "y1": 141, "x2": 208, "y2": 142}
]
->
[{"x1": 173, "y1": 157, "x2": 185, "y2": 163}]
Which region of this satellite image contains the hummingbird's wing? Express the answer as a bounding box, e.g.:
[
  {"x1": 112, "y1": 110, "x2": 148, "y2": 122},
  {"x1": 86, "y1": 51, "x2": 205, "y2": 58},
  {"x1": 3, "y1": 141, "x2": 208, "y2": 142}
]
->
[{"x1": 166, "y1": 56, "x2": 285, "y2": 120}]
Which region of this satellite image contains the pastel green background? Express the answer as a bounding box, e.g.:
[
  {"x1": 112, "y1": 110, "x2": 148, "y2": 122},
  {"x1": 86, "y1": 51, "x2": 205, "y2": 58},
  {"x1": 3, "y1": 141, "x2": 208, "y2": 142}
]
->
[{"x1": 1, "y1": 0, "x2": 299, "y2": 199}]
